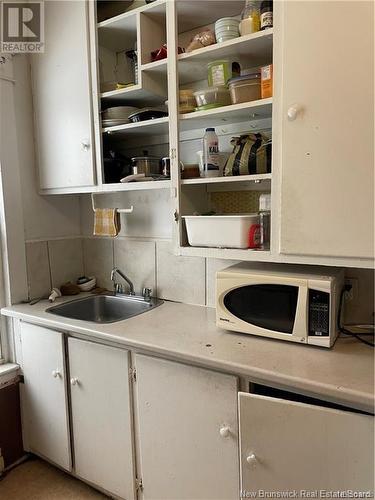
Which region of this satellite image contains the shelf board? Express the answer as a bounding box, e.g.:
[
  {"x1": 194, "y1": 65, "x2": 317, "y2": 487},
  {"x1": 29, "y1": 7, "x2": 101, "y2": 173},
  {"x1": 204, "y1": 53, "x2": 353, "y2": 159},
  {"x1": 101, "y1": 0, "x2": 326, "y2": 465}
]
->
[
  {"x1": 100, "y1": 84, "x2": 166, "y2": 106},
  {"x1": 178, "y1": 30, "x2": 273, "y2": 84},
  {"x1": 102, "y1": 116, "x2": 169, "y2": 136},
  {"x1": 179, "y1": 245, "x2": 273, "y2": 261},
  {"x1": 179, "y1": 98, "x2": 272, "y2": 131},
  {"x1": 181, "y1": 173, "x2": 271, "y2": 185},
  {"x1": 98, "y1": 0, "x2": 166, "y2": 28},
  {"x1": 141, "y1": 59, "x2": 168, "y2": 75},
  {"x1": 99, "y1": 180, "x2": 170, "y2": 192}
]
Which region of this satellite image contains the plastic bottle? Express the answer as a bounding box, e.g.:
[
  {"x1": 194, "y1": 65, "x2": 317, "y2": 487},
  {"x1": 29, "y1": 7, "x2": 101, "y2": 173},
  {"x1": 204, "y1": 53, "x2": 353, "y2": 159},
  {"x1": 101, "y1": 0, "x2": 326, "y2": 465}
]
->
[
  {"x1": 202, "y1": 128, "x2": 220, "y2": 177},
  {"x1": 259, "y1": 193, "x2": 271, "y2": 250}
]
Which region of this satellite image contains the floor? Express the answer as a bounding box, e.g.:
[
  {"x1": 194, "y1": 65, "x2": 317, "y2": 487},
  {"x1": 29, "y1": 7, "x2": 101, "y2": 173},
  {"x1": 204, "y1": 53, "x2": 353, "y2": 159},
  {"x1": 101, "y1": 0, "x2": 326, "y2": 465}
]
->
[{"x1": 0, "y1": 457, "x2": 109, "y2": 499}]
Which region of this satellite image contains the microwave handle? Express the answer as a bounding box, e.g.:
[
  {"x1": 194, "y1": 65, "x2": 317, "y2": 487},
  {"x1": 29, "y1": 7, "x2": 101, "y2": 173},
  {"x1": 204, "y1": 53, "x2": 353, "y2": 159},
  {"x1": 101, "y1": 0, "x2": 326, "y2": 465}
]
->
[{"x1": 292, "y1": 285, "x2": 308, "y2": 342}]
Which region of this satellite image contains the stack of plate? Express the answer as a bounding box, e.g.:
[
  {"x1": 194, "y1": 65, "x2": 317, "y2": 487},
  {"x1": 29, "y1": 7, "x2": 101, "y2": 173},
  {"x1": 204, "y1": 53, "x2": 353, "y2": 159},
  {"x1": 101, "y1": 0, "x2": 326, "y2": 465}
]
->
[
  {"x1": 102, "y1": 106, "x2": 139, "y2": 127},
  {"x1": 215, "y1": 18, "x2": 240, "y2": 43}
]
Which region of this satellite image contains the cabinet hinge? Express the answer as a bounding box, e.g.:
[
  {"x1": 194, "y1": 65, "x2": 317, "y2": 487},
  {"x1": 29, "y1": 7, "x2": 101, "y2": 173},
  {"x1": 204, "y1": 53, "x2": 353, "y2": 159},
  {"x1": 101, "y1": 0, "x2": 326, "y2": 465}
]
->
[
  {"x1": 170, "y1": 148, "x2": 177, "y2": 160},
  {"x1": 130, "y1": 367, "x2": 136, "y2": 382},
  {"x1": 174, "y1": 210, "x2": 179, "y2": 222},
  {"x1": 135, "y1": 477, "x2": 143, "y2": 491}
]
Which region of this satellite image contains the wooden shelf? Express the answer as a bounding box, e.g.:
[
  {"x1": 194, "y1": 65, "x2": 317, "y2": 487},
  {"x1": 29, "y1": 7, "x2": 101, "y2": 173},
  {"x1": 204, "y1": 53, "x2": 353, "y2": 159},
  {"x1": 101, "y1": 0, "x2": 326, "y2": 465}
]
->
[
  {"x1": 179, "y1": 245, "x2": 273, "y2": 261},
  {"x1": 181, "y1": 173, "x2": 271, "y2": 185},
  {"x1": 141, "y1": 59, "x2": 168, "y2": 75},
  {"x1": 98, "y1": 0, "x2": 166, "y2": 29},
  {"x1": 100, "y1": 84, "x2": 166, "y2": 106},
  {"x1": 102, "y1": 116, "x2": 169, "y2": 136},
  {"x1": 178, "y1": 30, "x2": 273, "y2": 84},
  {"x1": 100, "y1": 180, "x2": 170, "y2": 192},
  {"x1": 179, "y1": 98, "x2": 272, "y2": 131}
]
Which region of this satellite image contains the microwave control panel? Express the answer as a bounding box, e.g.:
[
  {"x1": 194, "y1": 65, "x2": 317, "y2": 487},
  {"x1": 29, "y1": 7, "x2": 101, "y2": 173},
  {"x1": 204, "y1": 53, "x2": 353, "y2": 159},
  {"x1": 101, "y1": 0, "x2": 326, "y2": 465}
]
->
[{"x1": 308, "y1": 290, "x2": 330, "y2": 337}]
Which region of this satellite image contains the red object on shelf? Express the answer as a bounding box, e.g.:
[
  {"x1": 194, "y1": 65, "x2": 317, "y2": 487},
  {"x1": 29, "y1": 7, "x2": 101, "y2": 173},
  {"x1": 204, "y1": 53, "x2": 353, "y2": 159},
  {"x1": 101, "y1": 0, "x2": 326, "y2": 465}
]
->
[{"x1": 151, "y1": 44, "x2": 184, "y2": 62}]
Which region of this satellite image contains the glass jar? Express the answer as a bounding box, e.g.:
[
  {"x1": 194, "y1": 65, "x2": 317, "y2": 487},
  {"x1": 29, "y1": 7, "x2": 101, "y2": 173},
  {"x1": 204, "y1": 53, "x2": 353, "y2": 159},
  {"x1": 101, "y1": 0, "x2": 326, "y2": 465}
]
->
[{"x1": 240, "y1": 1, "x2": 260, "y2": 35}]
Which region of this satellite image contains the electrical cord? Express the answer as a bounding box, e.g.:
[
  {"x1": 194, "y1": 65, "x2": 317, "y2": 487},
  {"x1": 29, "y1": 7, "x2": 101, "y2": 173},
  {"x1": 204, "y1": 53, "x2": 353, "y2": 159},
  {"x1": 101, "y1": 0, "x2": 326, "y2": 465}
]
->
[{"x1": 337, "y1": 285, "x2": 374, "y2": 347}]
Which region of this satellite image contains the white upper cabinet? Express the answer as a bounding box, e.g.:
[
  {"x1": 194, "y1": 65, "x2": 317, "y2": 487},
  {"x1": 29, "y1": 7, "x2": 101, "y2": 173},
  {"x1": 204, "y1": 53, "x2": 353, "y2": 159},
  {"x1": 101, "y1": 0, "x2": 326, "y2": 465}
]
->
[
  {"x1": 135, "y1": 354, "x2": 239, "y2": 500},
  {"x1": 239, "y1": 392, "x2": 374, "y2": 494},
  {"x1": 276, "y1": 1, "x2": 374, "y2": 260},
  {"x1": 31, "y1": 0, "x2": 96, "y2": 192}
]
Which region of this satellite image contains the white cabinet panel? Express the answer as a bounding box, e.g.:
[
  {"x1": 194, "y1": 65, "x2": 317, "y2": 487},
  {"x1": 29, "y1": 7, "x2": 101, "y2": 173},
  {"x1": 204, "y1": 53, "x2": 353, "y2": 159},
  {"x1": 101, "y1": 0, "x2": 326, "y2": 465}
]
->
[
  {"x1": 68, "y1": 338, "x2": 136, "y2": 500},
  {"x1": 239, "y1": 392, "x2": 374, "y2": 495},
  {"x1": 277, "y1": 1, "x2": 374, "y2": 259},
  {"x1": 31, "y1": 0, "x2": 95, "y2": 190},
  {"x1": 20, "y1": 323, "x2": 71, "y2": 471},
  {"x1": 135, "y1": 354, "x2": 239, "y2": 500}
]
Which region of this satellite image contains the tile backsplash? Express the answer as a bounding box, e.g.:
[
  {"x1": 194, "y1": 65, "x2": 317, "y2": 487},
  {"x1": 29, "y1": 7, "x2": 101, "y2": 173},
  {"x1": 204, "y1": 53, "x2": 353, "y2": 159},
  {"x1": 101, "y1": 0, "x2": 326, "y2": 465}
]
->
[{"x1": 24, "y1": 236, "x2": 375, "y2": 325}]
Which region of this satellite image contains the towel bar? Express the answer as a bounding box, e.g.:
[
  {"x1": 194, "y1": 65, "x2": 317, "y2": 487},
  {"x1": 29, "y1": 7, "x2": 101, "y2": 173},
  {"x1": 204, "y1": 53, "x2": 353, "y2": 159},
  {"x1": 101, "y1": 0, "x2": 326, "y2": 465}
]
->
[{"x1": 91, "y1": 193, "x2": 134, "y2": 214}]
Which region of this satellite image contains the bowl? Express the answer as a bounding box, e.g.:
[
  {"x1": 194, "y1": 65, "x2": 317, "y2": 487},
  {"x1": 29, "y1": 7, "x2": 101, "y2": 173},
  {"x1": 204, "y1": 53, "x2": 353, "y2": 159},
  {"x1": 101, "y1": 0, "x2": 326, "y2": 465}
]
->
[
  {"x1": 78, "y1": 277, "x2": 97, "y2": 292},
  {"x1": 194, "y1": 86, "x2": 231, "y2": 108}
]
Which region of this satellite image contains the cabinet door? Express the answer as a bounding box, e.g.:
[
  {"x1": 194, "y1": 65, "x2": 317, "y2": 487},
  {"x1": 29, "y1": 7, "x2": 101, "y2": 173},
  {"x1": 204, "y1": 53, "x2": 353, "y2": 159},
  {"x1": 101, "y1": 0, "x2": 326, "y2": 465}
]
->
[
  {"x1": 31, "y1": 0, "x2": 95, "y2": 191},
  {"x1": 239, "y1": 392, "x2": 374, "y2": 494},
  {"x1": 135, "y1": 355, "x2": 239, "y2": 500},
  {"x1": 276, "y1": 1, "x2": 374, "y2": 260},
  {"x1": 68, "y1": 338, "x2": 136, "y2": 500},
  {"x1": 20, "y1": 323, "x2": 71, "y2": 470}
]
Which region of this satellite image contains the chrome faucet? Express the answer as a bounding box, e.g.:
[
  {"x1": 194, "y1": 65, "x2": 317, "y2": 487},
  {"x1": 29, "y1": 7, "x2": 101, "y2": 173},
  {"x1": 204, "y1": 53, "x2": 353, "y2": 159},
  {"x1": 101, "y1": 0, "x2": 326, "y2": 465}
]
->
[{"x1": 110, "y1": 267, "x2": 135, "y2": 296}]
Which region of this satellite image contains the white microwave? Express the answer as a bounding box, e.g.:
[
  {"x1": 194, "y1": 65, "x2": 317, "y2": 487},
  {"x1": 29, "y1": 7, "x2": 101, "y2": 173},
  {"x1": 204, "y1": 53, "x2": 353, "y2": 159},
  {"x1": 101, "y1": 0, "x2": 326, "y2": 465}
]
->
[{"x1": 216, "y1": 263, "x2": 345, "y2": 348}]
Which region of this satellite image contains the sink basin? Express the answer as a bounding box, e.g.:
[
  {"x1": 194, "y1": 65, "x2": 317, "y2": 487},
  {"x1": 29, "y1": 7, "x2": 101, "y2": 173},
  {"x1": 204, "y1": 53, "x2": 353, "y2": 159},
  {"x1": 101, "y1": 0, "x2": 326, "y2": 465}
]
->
[{"x1": 47, "y1": 294, "x2": 163, "y2": 324}]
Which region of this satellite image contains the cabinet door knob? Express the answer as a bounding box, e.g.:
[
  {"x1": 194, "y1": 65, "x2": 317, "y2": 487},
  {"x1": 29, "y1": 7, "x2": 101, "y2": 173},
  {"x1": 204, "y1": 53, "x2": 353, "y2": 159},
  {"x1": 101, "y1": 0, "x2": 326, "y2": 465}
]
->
[
  {"x1": 246, "y1": 453, "x2": 258, "y2": 467},
  {"x1": 52, "y1": 370, "x2": 61, "y2": 378},
  {"x1": 81, "y1": 140, "x2": 90, "y2": 151},
  {"x1": 287, "y1": 104, "x2": 302, "y2": 121},
  {"x1": 219, "y1": 426, "x2": 231, "y2": 438},
  {"x1": 70, "y1": 377, "x2": 79, "y2": 386}
]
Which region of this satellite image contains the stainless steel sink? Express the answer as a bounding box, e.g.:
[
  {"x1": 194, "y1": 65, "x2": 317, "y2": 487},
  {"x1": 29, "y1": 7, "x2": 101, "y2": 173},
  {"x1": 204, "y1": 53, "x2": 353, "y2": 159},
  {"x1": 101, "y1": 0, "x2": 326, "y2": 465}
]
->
[{"x1": 47, "y1": 294, "x2": 163, "y2": 323}]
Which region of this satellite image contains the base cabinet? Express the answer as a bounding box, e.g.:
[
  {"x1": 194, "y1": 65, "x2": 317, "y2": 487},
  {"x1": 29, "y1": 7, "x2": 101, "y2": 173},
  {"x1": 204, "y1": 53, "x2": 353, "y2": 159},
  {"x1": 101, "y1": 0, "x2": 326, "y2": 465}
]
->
[
  {"x1": 68, "y1": 338, "x2": 136, "y2": 500},
  {"x1": 134, "y1": 354, "x2": 239, "y2": 500},
  {"x1": 20, "y1": 323, "x2": 71, "y2": 471},
  {"x1": 239, "y1": 393, "x2": 374, "y2": 496}
]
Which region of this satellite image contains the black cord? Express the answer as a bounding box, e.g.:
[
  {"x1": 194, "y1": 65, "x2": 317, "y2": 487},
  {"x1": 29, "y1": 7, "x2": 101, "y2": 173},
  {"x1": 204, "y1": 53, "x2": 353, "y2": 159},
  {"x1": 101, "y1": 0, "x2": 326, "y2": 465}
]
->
[{"x1": 337, "y1": 286, "x2": 374, "y2": 348}]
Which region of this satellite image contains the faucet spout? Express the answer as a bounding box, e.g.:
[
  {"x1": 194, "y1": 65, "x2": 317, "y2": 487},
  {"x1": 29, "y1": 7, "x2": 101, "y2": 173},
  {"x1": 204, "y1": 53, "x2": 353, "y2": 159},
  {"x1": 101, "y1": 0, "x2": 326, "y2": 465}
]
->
[{"x1": 110, "y1": 267, "x2": 135, "y2": 295}]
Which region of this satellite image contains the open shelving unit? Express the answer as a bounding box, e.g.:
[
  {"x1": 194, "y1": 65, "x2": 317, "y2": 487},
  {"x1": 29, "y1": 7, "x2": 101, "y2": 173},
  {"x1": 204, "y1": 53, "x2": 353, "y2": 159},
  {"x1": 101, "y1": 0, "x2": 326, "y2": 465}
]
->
[{"x1": 91, "y1": 0, "x2": 275, "y2": 259}]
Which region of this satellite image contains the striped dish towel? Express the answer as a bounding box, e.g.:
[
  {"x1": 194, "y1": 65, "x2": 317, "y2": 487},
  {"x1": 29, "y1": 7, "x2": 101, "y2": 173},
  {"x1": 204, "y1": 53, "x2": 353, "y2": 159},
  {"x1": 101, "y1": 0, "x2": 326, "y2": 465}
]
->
[{"x1": 93, "y1": 208, "x2": 121, "y2": 237}]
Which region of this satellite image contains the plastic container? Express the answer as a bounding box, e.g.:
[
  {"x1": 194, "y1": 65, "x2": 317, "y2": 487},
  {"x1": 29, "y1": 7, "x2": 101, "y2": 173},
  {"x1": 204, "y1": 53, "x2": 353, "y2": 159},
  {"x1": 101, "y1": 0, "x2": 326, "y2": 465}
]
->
[
  {"x1": 179, "y1": 89, "x2": 196, "y2": 113},
  {"x1": 183, "y1": 214, "x2": 260, "y2": 249},
  {"x1": 261, "y1": 64, "x2": 273, "y2": 98},
  {"x1": 194, "y1": 86, "x2": 231, "y2": 108},
  {"x1": 228, "y1": 73, "x2": 261, "y2": 104},
  {"x1": 207, "y1": 60, "x2": 240, "y2": 87}
]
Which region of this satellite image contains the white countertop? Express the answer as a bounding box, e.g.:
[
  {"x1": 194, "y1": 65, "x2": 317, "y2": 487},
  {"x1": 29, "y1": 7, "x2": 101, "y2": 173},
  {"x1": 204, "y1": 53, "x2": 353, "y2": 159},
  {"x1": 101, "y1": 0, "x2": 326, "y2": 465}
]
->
[{"x1": 2, "y1": 296, "x2": 374, "y2": 412}]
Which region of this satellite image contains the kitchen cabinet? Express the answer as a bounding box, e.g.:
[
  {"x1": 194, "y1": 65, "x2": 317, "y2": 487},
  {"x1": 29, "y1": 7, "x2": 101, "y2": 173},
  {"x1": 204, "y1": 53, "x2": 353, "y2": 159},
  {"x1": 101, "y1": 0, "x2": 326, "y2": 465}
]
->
[
  {"x1": 20, "y1": 322, "x2": 71, "y2": 471},
  {"x1": 275, "y1": 0, "x2": 374, "y2": 260},
  {"x1": 31, "y1": 0, "x2": 96, "y2": 192},
  {"x1": 68, "y1": 338, "x2": 136, "y2": 500},
  {"x1": 134, "y1": 354, "x2": 239, "y2": 500},
  {"x1": 239, "y1": 392, "x2": 374, "y2": 494}
]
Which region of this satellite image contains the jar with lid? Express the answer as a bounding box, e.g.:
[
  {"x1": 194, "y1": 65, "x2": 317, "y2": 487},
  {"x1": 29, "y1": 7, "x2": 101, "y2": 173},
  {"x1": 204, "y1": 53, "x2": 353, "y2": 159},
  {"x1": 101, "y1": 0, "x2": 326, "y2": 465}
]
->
[
  {"x1": 240, "y1": 0, "x2": 260, "y2": 35},
  {"x1": 259, "y1": 193, "x2": 271, "y2": 250},
  {"x1": 260, "y1": 0, "x2": 273, "y2": 30}
]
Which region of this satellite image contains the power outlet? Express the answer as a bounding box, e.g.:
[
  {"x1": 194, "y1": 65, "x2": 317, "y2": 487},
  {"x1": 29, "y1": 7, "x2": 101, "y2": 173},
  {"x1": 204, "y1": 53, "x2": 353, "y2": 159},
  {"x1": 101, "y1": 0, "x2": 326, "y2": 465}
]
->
[{"x1": 345, "y1": 278, "x2": 359, "y2": 302}]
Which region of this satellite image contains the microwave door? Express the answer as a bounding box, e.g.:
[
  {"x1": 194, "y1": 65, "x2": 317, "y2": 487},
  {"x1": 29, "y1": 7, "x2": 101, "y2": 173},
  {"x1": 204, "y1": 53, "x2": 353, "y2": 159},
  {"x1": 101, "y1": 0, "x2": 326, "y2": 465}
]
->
[{"x1": 221, "y1": 283, "x2": 308, "y2": 342}]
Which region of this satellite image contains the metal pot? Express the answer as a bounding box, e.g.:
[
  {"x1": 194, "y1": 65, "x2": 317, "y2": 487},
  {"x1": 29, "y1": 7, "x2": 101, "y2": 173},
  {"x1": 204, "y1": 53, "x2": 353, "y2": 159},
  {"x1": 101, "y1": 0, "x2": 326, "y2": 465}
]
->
[{"x1": 131, "y1": 156, "x2": 161, "y2": 176}]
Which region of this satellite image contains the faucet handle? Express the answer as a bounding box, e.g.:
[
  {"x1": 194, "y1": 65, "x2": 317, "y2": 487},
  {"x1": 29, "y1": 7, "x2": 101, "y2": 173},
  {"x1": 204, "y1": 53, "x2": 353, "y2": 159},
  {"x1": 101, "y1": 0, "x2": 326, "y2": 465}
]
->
[{"x1": 143, "y1": 287, "x2": 152, "y2": 300}]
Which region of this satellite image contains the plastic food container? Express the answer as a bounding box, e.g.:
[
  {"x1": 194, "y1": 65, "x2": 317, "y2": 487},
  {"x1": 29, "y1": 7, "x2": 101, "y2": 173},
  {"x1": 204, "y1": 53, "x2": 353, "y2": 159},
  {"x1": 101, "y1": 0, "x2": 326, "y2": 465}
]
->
[
  {"x1": 183, "y1": 214, "x2": 260, "y2": 249},
  {"x1": 193, "y1": 86, "x2": 231, "y2": 108},
  {"x1": 179, "y1": 89, "x2": 196, "y2": 113},
  {"x1": 228, "y1": 73, "x2": 261, "y2": 104}
]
